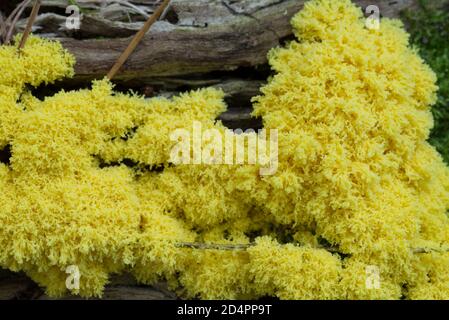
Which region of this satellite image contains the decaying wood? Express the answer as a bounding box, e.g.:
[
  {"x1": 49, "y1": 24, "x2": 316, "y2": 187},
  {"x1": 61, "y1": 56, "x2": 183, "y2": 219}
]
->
[
  {"x1": 0, "y1": 270, "x2": 42, "y2": 300},
  {"x1": 1, "y1": 0, "x2": 431, "y2": 128},
  {"x1": 5, "y1": 0, "x2": 432, "y2": 128},
  {"x1": 39, "y1": 285, "x2": 177, "y2": 300},
  {"x1": 9, "y1": 0, "x2": 422, "y2": 83},
  {"x1": 106, "y1": 0, "x2": 171, "y2": 79},
  {"x1": 0, "y1": 268, "x2": 178, "y2": 300}
]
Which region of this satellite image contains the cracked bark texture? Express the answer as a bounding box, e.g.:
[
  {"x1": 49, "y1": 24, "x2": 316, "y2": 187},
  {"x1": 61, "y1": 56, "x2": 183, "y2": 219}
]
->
[
  {"x1": 0, "y1": 268, "x2": 178, "y2": 300},
  {"x1": 72, "y1": 0, "x2": 424, "y2": 126},
  {"x1": 5, "y1": 0, "x2": 424, "y2": 127},
  {"x1": 10, "y1": 0, "x2": 421, "y2": 84}
]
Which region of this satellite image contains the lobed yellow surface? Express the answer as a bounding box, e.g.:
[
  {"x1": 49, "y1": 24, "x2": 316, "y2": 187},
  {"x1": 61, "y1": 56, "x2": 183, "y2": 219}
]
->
[{"x1": 0, "y1": 0, "x2": 448, "y2": 299}]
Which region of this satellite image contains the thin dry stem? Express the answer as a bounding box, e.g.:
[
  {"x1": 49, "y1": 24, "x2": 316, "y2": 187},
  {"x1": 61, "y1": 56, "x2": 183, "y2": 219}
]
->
[
  {"x1": 0, "y1": 12, "x2": 5, "y2": 44},
  {"x1": 109, "y1": 0, "x2": 150, "y2": 18},
  {"x1": 176, "y1": 242, "x2": 255, "y2": 251},
  {"x1": 106, "y1": 0, "x2": 171, "y2": 80},
  {"x1": 18, "y1": 0, "x2": 42, "y2": 50},
  {"x1": 176, "y1": 242, "x2": 341, "y2": 252},
  {"x1": 176, "y1": 242, "x2": 448, "y2": 254},
  {"x1": 4, "y1": 0, "x2": 32, "y2": 45}
]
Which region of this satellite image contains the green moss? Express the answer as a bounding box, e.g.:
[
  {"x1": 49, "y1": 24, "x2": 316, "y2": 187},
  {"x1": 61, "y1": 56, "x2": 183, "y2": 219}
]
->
[{"x1": 402, "y1": 1, "x2": 449, "y2": 162}]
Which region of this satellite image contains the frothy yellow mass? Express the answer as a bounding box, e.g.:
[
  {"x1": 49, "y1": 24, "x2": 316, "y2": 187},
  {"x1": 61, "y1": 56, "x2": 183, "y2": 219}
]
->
[{"x1": 0, "y1": 0, "x2": 448, "y2": 299}]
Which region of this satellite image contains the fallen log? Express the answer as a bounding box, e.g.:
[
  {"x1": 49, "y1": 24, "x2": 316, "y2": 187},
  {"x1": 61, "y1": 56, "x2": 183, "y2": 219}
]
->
[
  {"x1": 0, "y1": 268, "x2": 178, "y2": 300},
  {"x1": 7, "y1": 0, "x2": 428, "y2": 128},
  {"x1": 8, "y1": 0, "x2": 423, "y2": 84}
]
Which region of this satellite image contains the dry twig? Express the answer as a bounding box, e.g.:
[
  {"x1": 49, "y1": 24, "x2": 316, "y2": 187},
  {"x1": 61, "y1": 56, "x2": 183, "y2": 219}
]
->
[
  {"x1": 176, "y1": 242, "x2": 341, "y2": 252},
  {"x1": 4, "y1": 0, "x2": 32, "y2": 45},
  {"x1": 107, "y1": 0, "x2": 151, "y2": 19},
  {"x1": 18, "y1": 0, "x2": 42, "y2": 50},
  {"x1": 176, "y1": 242, "x2": 449, "y2": 254},
  {"x1": 106, "y1": 0, "x2": 171, "y2": 80},
  {"x1": 0, "y1": 12, "x2": 6, "y2": 44}
]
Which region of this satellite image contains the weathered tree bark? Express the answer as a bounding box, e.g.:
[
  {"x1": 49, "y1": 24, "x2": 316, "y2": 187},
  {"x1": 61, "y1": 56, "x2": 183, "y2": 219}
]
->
[
  {"x1": 0, "y1": 268, "x2": 178, "y2": 300},
  {"x1": 12, "y1": 0, "x2": 423, "y2": 86},
  {"x1": 8, "y1": 0, "x2": 427, "y2": 128}
]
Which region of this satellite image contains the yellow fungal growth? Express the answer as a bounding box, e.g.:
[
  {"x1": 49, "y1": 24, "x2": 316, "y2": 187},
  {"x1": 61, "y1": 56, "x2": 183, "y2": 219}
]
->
[
  {"x1": 0, "y1": 35, "x2": 74, "y2": 148},
  {"x1": 252, "y1": 0, "x2": 449, "y2": 299},
  {"x1": 0, "y1": 0, "x2": 449, "y2": 299},
  {"x1": 248, "y1": 237, "x2": 343, "y2": 300}
]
